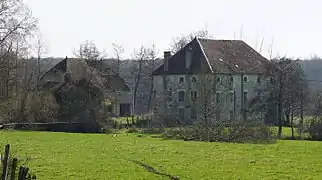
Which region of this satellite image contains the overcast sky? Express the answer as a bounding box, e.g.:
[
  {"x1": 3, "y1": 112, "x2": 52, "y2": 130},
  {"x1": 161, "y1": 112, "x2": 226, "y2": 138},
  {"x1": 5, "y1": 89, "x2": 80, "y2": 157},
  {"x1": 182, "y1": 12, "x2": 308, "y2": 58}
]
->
[{"x1": 26, "y1": 0, "x2": 322, "y2": 59}]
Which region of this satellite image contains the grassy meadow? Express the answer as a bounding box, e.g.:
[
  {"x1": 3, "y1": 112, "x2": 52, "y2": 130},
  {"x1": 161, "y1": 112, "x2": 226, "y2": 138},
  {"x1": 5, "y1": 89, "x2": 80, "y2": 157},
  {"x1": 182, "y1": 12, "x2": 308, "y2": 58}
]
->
[{"x1": 1, "y1": 129, "x2": 322, "y2": 180}]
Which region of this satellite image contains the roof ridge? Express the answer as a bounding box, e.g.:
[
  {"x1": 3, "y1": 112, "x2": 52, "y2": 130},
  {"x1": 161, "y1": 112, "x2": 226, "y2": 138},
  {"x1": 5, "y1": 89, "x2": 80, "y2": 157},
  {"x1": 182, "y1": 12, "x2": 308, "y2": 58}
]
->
[
  {"x1": 196, "y1": 37, "x2": 213, "y2": 73},
  {"x1": 198, "y1": 37, "x2": 243, "y2": 42}
]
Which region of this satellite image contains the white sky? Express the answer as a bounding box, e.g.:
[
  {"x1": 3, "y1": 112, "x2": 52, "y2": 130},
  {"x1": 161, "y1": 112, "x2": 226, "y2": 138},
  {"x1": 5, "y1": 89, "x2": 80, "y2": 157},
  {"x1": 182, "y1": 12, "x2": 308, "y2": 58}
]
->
[{"x1": 26, "y1": 0, "x2": 322, "y2": 59}]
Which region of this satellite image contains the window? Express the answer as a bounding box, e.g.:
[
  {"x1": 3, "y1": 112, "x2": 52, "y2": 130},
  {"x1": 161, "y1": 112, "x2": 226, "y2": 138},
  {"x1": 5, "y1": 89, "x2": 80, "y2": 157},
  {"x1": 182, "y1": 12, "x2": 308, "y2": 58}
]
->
[
  {"x1": 216, "y1": 76, "x2": 221, "y2": 83},
  {"x1": 230, "y1": 111, "x2": 234, "y2": 121},
  {"x1": 243, "y1": 76, "x2": 248, "y2": 82},
  {"x1": 167, "y1": 90, "x2": 173, "y2": 102},
  {"x1": 179, "y1": 77, "x2": 184, "y2": 83},
  {"x1": 257, "y1": 76, "x2": 261, "y2": 83},
  {"x1": 0, "y1": 83, "x2": 4, "y2": 97},
  {"x1": 178, "y1": 108, "x2": 185, "y2": 121},
  {"x1": 191, "y1": 76, "x2": 197, "y2": 83},
  {"x1": 191, "y1": 108, "x2": 197, "y2": 119},
  {"x1": 243, "y1": 91, "x2": 248, "y2": 103},
  {"x1": 216, "y1": 92, "x2": 221, "y2": 103},
  {"x1": 191, "y1": 91, "x2": 197, "y2": 102},
  {"x1": 178, "y1": 91, "x2": 185, "y2": 102},
  {"x1": 230, "y1": 91, "x2": 234, "y2": 102},
  {"x1": 230, "y1": 75, "x2": 234, "y2": 82}
]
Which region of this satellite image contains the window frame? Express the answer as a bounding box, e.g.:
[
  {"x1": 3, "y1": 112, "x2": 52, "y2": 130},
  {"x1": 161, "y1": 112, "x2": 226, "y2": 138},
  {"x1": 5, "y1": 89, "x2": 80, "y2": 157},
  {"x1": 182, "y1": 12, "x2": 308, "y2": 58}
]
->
[
  {"x1": 243, "y1": 76, "x2": 248, "y2": 82},
  {"x1": 257, "y1": 76, "x2": 261, "y2": 83},
  {"x1": 190, "y1": 107, "x2": 197, "y2": 119},
  {"x1": 179, "y1": 76, "x2": 185, "y2": 84},
  {"x1": 191, "y1": 91, "x2": 197, "y2": 102},
  {"x1": 178, "y1": 90, "x2": 185, "y2": 102},
  {"x1": 191, "y1": 76, "x2": 197, "y2": 83},
  {"x1": 216, "y1": 92, "x2": 221, "y2": 103}
]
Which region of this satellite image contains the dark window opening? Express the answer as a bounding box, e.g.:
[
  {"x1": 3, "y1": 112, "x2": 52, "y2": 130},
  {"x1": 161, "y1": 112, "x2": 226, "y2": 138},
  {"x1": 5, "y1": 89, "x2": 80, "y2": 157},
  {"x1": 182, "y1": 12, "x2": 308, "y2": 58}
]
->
[
  {"x1": 167, "y1": 90, "x2": 172, "y2": 101},
  {"x1": 243, "y1": 76, "x2": 248, "y2": 82},
  {"x1": 178, "y1": 91, "x2": 185, "y2": 102},
  {"x1": 191, "y1": 76, "x2": 197, "y2": 83},
  {"x1": 243, "y1": 92, "x2": 248, "y2": 104},
  {"x1": 191, "y1": 108, "x2": 197, "y2": 119},
  {"x1": 230, "y1": 76, "x2": 234, "y2": 82},
  {"x1": 216, "y1": 92, "x2": 221, "y2": 103},
  {"x1": 178, "y1": 108, "x2": 185, "y2": 121},
  {"x1": 119, "y1": 104, "x2": 131, "y2": 117},
  {"x1": 230, "y1": 111, "x2": 234, "y2": 121},
  {"x1": 257, "y1": 76, "x2": 261, "y2": 83},
  {"x1": 191, "y1": 91, "x2": 197, "y2": 102},
  {"x1": 230, "y1": 91, "x2": 234, "y2": 101},
  {"x1": 217, "y1": 76, "x2": 221, "y2": 83},
  {"x1": 179, "y1": 77, "x2": 184, "y2": 83}
]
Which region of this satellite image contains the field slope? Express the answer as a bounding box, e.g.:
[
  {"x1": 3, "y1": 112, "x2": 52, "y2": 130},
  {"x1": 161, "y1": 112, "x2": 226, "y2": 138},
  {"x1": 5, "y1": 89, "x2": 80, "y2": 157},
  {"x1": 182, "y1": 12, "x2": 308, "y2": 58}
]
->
[{"x1": 0, "y1": 131, "x2": 322, "y2": 180}]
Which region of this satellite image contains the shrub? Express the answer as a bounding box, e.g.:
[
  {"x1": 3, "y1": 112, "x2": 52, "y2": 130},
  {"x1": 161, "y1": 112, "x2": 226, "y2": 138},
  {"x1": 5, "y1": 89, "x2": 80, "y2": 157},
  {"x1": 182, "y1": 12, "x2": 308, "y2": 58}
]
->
[
  {"x1": 126, "y1": 127, "x2": 139, "y2": 133},
  {"x1": 306, "y1": 118, "x2": 322, "y2": 140},
  {"x1": 139, "y1": 128, "x2": 165, "y2": 134},
  {"x1": 226, "y1": 121, "x2": 275, "y2": 143},
  {"x1": 162, "y1": 120, "x2": 276, "y2": 144}
]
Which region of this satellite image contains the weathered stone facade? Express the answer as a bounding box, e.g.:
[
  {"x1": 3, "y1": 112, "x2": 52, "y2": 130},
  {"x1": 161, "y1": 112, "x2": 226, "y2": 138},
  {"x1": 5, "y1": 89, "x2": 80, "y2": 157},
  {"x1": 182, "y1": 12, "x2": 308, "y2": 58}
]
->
[
  {"x1": 152, "y1": 73, "x2": 264, "y2": 124},
  {"x1": 151, "y1": 38, "x2": 270, "y2": 124}
]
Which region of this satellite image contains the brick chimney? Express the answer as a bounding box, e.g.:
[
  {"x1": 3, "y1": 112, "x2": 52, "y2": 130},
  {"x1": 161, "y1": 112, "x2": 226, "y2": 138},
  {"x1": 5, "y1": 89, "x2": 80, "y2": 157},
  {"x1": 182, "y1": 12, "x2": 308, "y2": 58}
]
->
[{"x1": 163, "y1": 51, "x2": 171, "y2": 72}]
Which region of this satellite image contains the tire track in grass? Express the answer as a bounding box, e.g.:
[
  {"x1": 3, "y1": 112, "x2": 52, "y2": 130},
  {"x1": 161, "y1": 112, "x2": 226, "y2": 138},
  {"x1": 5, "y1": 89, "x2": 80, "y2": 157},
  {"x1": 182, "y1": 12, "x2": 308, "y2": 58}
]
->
[{"x1": 129, "y1": 159, "x2": 180, "y2": 180}]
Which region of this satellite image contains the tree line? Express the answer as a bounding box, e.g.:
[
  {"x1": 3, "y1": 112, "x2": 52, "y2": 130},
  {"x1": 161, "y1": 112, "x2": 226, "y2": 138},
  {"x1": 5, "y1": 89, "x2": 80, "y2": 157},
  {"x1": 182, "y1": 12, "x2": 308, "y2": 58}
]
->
[{"x1": 1, "y1": 0, "x2": 322, "y2": 141}]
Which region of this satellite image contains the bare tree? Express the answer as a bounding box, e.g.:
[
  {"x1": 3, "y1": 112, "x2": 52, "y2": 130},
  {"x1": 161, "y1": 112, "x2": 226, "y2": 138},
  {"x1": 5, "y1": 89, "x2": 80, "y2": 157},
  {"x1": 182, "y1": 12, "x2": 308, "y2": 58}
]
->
[
  {"x1": 0, "y1": 0, "x2": 38, "y2": 123},
  {"x1": 34, "y1": 33, "x2": 47, "y2": 88},
  {"x1": 260, "y1": 58, "x2": 307, "y2": 138},
  {"x1": 112, "y1": 43, "x2": 124, "y2": 75},
  {"x1": 170, "y1": 28, "x2": 212, "y2": 54},
  {"x1": 146, "y1": 44, "x2": 158, "y2": 113},
  {"x1": 194, "y1": 74, "x2": 217, "y2": 126},
  {"x1": 74, "y1": 40, "x2": 105, "y2": 60},
  {"x1": 131, "y1": 46, "x2": 149, "y2": 115}
]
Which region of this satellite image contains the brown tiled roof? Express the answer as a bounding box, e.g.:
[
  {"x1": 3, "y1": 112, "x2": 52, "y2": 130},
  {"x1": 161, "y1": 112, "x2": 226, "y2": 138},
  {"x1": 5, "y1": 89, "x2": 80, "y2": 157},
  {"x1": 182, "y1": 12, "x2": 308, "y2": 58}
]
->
[
  {"x1": 101, "y1": 74, "x2": 130, "y2": 91},
  {"x1": 152, "y1": 38, "x2": 270, "y2": 75},
  {"x1": 152, "y1": 38, "x2": 205, "y2": 75},
  {"x1": 85, "y1": 59, "x2": 130, "y2": 91},
  {"x1": 39, "y1": 58, "x2": 105, "y2": 89},
  {"x1": 198, "y1": 38, "x2": 270, "y2": 74}
]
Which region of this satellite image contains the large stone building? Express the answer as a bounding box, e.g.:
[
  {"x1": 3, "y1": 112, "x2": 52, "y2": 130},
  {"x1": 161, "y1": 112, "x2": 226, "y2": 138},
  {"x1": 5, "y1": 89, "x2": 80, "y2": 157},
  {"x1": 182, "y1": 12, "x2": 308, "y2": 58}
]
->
[{"x1": 151, "y1": 37, "x2": 270, "y2": 124}]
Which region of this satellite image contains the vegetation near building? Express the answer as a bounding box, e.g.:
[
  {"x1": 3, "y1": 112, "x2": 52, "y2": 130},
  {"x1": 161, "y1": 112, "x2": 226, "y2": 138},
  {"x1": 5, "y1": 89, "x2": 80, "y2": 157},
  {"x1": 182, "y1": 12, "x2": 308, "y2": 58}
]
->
[{"x1": 151, "y1": 37, "x2": 271, "y2": 125}]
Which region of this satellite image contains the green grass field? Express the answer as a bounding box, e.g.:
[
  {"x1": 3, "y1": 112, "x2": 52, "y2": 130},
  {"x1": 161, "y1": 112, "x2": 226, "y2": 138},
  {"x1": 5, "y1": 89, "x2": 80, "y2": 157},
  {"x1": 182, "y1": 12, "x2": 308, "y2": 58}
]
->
[{"x1": 1, "y1": 130, "x2": 322, "y2": 180}]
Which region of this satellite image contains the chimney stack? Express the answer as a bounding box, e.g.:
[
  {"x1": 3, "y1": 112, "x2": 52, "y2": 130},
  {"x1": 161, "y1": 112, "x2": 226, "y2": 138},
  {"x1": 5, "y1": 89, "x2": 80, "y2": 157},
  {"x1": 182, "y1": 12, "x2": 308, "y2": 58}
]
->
[{"x1": 164, "y1": 51, "x2": 171, "y2": 72}]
